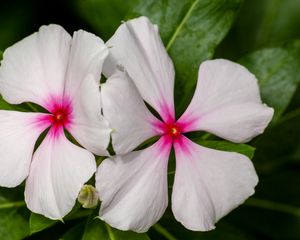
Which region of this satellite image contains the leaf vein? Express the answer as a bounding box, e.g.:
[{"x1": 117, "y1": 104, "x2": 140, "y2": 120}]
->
[{"x1": 166, "y1": 0, "x2": 199, "y2": 51}]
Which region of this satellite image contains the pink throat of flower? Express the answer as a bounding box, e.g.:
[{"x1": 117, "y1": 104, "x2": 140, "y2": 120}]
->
[
  {"x1": 35, "y1": 96, "x2": 73, "y2": 138},
  {"x1": 165, "y1": 123, "x2": 182, "y2": 138},
  {"x1": 50, "y1": 106, "x2": 72, "y2": 128}
]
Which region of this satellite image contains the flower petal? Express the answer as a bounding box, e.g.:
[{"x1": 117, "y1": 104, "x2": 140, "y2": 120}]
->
[
  {"x1": 96, "y1": 136, "x2": 172, "y2": 233},
  {"x1": 102, "y1": 70, "x2": 158, "y2": 154},
  {"x1": 0, "y1": 111, "x2": 50, "y2": 187},
  {"x1": 64, "y1": 30, "x2": 110, "y2": 156},
  {"x1": 178, "y1": 59, "x2": 274, "y2": 143},
  {"x1": 103, "y1": 16, "x2": 175, "y2": 121},
  {"x1": 25, "y1": 130, "x2": 96, "y2": 219},
  {"x1": 0, "y1": 25, "x2": 71, "y2": 108},
  {"x1": 172, "y1": 136, "x2": 258, "y2": 231}
]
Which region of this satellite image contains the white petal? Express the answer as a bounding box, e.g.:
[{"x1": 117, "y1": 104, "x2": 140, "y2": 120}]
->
[
  {"x1": 0, "y1": 111, "x2": 50, "y2": 187},
  {"x1": 102, "y1": 70, "x2": 159, "y2": 154},
  {"x1": 64, "y1": 30, "x2": 110, "y2": 156},
  {"x1": 96, "y1": 137, "x2": 172, "y2": 233},
  {"x1": 103, "y1": 16, "x2": 175, "y2": 121},
  {"x1": 178, "y1": 59, "x2": 274, "y2": 143},
  {"x1": 64, "y1": 29, "x2": 108, "y2": 98},
  {"x1": 0, "y1": 25, "x2": 71, "y2": 108},
  {"x1": 172, "y1": 136, "x2": 258, "y2": 231},
  {"x1": 25, "y1": 131, "x2": 96, "y2": 219},
  {"x1": 68, "y1": 75, "x2": 111, "y2": 156}
]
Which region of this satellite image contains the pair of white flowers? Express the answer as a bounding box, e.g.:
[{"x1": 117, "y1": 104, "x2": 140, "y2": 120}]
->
[{"x1": 0, "y1": 16, "x2": 273, "y2": 232}]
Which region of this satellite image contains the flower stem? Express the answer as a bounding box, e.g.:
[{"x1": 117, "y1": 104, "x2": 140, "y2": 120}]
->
[
  {"x1": 105, "y1": 223, "x2": 116, "y2": 240},
  {"x1": 153, "y1": 223, "x2": 177, "y2": 240},
  {"x1": 0, "y1": 201, "x2": 26, "y2": 209},
  {"x1": 245, "y1": 198, "x2": 300, "y2": 217}
]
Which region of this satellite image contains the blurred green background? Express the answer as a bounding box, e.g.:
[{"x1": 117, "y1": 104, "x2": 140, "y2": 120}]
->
[{"x1": 1, "y1": 0, "x2": 300, "y2": 239}]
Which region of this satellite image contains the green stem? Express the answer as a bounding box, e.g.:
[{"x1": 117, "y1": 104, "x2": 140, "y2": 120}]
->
[
  {"x1": 105, "y1": 223, "x2": 116, "y2": 240},
  {"x1": 245, "y1": 198, "x2": 300, "y2": 217},
  {"x1": 0, "y1": 201, "x2": 25, "y2": 209},
  {"x1": 153, "y1": 224, "x2": 177, "y2": 240}
]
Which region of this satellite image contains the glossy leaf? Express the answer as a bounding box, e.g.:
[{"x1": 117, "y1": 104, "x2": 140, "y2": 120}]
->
[
  {"x1": 29, "y1": 213, "x2": 57, "y2": 234},
  {"x1": 82, "y1": 215, "x2": 150, "y2": 240},
  {"x1": 192, "y1": 140, "x2": 255, "y2": 159},
  {"x1": 0, "y1": 187, "x2": 29, "y2": 240},
  {"x1": 151, "y1": 211, "x2": 256, "y2": 240},
  {"x1": 61, "y1": 222, "x2": 86, "y2": 240},
  {"x1": 216, "y1": 0, "x2": 300, "y2": 59},
  {"x1": 129, "y1": 0, "x2": 242, "y2": 114},
  {"x1": 252, "y1": 110, "x2": 300, "y2": 172},
  {"x1": 228, "y1": 169, "x2": 300, "y2": 240},
  {"x1": 239, "y1": 40, "x2": 300, "y2": 123},
  {"x1": 74, "y1": 0, "x2": 134, "y2": 40}
]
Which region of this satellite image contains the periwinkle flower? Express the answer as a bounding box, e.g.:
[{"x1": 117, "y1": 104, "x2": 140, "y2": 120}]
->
[
  {"x1": 96, "y1": 17, "x2": 274, "y2": 232},
  {"x1": 0, "y1": 25, "x2": 111, "y2": 219}
]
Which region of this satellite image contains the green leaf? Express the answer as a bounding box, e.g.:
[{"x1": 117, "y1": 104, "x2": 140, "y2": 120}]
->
[
  {"x1": 0, "y1": 187, "x2": 30, "y2": 240},
  {"x1": 191, "y1": 139, "x2": 255, "y2": 159},
  {"x1": 82, "y1": 216, "x2": 150, "y2": 240},
  {"x1": 217, "y1": 0, "x2": 300, "y2": 59},
  {"x1": 74, "y1": 0, "x2": 135, "y2": 40},
  {"x1": 130, "y1": 0, "x2": 242, "y2": 114},
  {"x1": 0, "y1": 50, "x2": 2, "y2": 61},
  {"x1": 60, "y1": 222, "x2": 86, "y2": 240},
  {"x1": 153, "y1": 211, "x2": 256, "y2": 240},
  {"x1": 29, "y1": 213, "x2": 57, "y2": 234},
  {"x1": 239, "y1": 40, "x2": 300, "y2": 123},
  {"x1": 252, "y1": 109, "x2": 300, "y2": 172},
  {"x1": 227, "y1": 169, "x2": 300, "y2": 240},
  {"x1": 0, "y1": 2, "x2": 35, "y2": 50}
]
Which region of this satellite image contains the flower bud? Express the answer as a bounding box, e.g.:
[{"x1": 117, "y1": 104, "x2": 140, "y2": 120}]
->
[{"x1": 78, "y1": 184, "x2": 98, "y2": 208}]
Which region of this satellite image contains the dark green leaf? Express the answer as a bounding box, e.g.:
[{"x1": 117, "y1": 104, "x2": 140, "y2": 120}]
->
[
  {"x1": 252, "y1": 110, "x2": 300, "y2": 172},
  {"x1": 151, "y1": 210, "x2": 256, "y2": 240},
  {"x1": 239, "y1": 40, "x2": 300, "y2": 123},
  {"x1": 216, "y1": 0, "x2": 300, "y2": 59},
  {"x1": 0, "y1": 2, "x2": 34, "y2": 50},
  {"x1": 0, "y1": 50, "x2": 2, "y2": 61},
  {"x1": 74, "y1": 0, "x2": 134, "y2": 40},
  {"x1": 82, "y1": 216, "x2": 150, "y2": 240},
  {"x1": 0, "y1": 187, "x2": 30, "y2": 240},
  {"x1": 29, "y1": 213, "x2": 57, "y2": 234},
  {"x1": 191, "y1": 140, "x2": 255, "y2": 159},
  {"x1": 130, "y1": 0, "x2": 242, "y2": 114},
  {"x1": 60, "y1": 222, "x2": 85, "y2": 240},
  {"x1": 82, "y1": 217, "x2": 109, "y2": 240},
  {"x1": 228, "y1": 169, "x2": 300, "y2": 240}
]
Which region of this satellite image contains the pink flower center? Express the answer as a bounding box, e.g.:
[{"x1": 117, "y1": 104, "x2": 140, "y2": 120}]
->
[
  {"x1": 50, "y1": 105, "x2": 72, "y2": 129},
  {"x1": 165, "y1": 123, "x2": 181, "y2": 138},
  {"x1": 35, "y1": 96, "x2": 73, "y2": 138}
]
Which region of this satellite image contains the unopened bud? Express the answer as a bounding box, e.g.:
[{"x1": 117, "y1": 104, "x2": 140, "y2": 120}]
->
[{"x1": 78, "y1": 184, "x2": 98, "y2": 208}]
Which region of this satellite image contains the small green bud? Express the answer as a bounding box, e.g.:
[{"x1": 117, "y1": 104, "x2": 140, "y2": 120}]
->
[{"x1": 78, "y1": 184, "x2": 98, "y2": 209}]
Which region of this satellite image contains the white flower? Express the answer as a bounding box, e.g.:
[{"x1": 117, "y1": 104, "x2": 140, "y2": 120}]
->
[
  {"x1": 96, "y1": 17, "x2": 274, "y2": 232},
  {"x1": 0, "y1": 25, "x2": 111, "y2": 219}
]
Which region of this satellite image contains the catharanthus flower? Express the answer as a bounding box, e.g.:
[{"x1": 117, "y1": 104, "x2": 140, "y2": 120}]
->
[
  {"x1": 0, "y1": 25, "x2": 111, "y2": 219},
  {"x1": 96, "y1": 17, "x2": 274, "y2": 232}
]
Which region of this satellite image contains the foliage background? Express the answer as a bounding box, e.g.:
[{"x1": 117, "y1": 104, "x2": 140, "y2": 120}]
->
[{"x1": 0, "y1": 0, "x2": 300, "y2": 239}]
